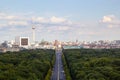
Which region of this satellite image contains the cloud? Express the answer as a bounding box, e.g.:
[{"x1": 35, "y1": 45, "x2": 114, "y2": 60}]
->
[
  {"x1": 0, "y1": 13, "x2": 20, "y2": 20},
  {"x1": 31, "y1": 17, "x2": 49, "y2": 23},
  {"x1": 8, "y1": 21, "x2": 28, "y2": 26},
  {"x1": 0, "y1": 13, "x2": 30, "y2": 28},
  {"x1": 0, "y1": 24, "x2": 8, "y2": 29},
  {"x1": 78, "y1": 32, "x2": 97, "y2": 35},
  {"x1": 47, "y1": 26, "x2": 70, "y2": 31},
  {"x1": 50, "y1": 16, "x2": 66, "y2": 23},
  {"x1": 0, "y1": 12, "x2": 74, "y2": 28},
  {"x1": 0, "y1": 24, "x2": 7, "y2": 27},
  {"x1": 31, "y1": 16, "x2": 71, "y2": 26},
  {"x1": 100, "y1": 15, "x2": 120, "y2": 28},
  {"x1": 1, "y1": 12, "x2": 119, "y2": 41},
  {"x1": 58, "y1": 26, "x2": 70, "y2": 31},
  {"x1": 102, "y1": 15, "x2": 113, "y2": 22},
  {"x1": 0, "y1": 12, "x2": 78, "y2": 41}
]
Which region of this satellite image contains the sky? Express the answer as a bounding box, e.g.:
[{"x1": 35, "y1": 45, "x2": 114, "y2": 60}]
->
[{"x1": 0, "y1": 0, "x2": 120, "y2": 42}]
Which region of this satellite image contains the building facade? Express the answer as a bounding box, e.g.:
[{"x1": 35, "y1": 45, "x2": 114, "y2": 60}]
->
[{"x1": 15, "y1": 37, "x2": 30, "y2": 48}]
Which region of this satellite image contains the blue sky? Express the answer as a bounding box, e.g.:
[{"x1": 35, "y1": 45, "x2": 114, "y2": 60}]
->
[{"x1": 0, "y1": 0, "x2": 120, "y2": 42}]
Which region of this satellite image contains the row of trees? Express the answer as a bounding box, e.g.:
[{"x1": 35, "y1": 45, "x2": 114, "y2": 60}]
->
[
  {"x1": 63, "y1": 49, "x2": 120, "y2": 80},
  {"x1": 0, "y1": 49, "x2": 55, "y2": 80},
  {"x1": 62, "y1": 53, "x2": 72, "y2": 80}
]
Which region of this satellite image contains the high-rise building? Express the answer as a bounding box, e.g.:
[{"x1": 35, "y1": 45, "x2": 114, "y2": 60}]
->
[{"x1": 15, "y1": 37, "x2": 30, "y2": 48}]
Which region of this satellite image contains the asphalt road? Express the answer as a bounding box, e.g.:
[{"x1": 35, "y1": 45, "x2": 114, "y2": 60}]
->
[{"x1": 51, "y1": 49, "x2": 66, "y2": 80}]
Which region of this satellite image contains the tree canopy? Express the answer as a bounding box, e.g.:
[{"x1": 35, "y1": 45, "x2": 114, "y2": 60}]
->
[
  {"x1": 0, "y1": 49, "x2": 55, "y2": 80},
  {"x1": 63, "y1": 49, "x2": 120, "y2": 80}
]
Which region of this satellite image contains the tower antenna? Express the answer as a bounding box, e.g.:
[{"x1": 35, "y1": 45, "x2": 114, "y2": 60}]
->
[{"x1": 32, "y1": 25, "x2": 35, "y2": 43}]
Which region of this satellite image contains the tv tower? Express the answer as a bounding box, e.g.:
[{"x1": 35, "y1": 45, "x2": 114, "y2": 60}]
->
[{"x1": 32, "y1": 26, "x2": 35, "y2": 43}]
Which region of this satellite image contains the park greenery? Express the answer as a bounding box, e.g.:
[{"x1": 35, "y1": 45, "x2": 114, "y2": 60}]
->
[
  {"x1": 0, "y1": 49, "x2": 55, "y2": 80},
  {"x1": 62, "y1": 53, "x2": 72, "y2": 80},
  {"x1": 63, "y1": 49, "x2": 120, "y2": 80}
]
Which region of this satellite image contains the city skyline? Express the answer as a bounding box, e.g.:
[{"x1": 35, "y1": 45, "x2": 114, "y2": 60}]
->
[{"x1": 0, "y1": 0, "x2": 120, "y2": 42}]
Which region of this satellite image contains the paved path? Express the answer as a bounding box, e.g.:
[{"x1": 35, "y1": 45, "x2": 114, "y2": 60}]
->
[{"x1": 51, "y1": 49, "x2": 66, "y2": 80}]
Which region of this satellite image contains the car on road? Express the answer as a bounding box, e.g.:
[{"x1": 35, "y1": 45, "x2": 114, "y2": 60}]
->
[{"x1": 61, "y1": 70, "x2": 64, "y2": 73}]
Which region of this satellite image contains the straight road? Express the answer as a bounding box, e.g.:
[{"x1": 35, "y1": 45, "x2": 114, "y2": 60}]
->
[{"x1": 51, "y1": 49, "x2": 65, "y2": 80}]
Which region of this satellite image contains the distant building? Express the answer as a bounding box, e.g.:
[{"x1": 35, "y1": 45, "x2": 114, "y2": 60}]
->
[
  {"x1": 0, "y1": 47, "x2": 6, "y2": 53},
  {"x1": 54, "y1": 40, "x2": 59, "y2": 46},
  {"x1": 6, "y1": 47, "x2": 20, "y2": 52},
  {"x1": 15, "y1": 37, "x2": 30, "y2": 48},
  {"x1": 1, "y1": 41, "x2": 8, "y2": 48}
]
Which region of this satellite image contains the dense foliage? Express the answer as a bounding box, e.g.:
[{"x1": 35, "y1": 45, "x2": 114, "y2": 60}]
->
[
  {"x1": 63, "y1": 49, "x2": 120, "y2": 80},
  {"x1": 62, "y1": 54, "x2": 72, "y2": 80},
  {"x1": 0, "y1": 49, "x2": 55, "y2": 80}
]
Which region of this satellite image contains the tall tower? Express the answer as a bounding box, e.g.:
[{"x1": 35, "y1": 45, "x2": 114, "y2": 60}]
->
[{"x1": 32, "y1": 26, "x2": 35, "y2": 43}]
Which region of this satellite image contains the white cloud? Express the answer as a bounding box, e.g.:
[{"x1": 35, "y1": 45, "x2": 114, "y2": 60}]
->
[
  {"x1": 50, "y1": 16, "x2": 66, "y2": 23},
  {"x1": 0, "y1": 12, "x2": 74, "y2": 32},
  {"x1": 0, "y1": 24, "x2": 8, "y2": 29},
  {"x1": 100, "y1": 15, "x2": 120, "y2": 28},
  {"x1": 32, "y1": 17, "x2": 49, "y2": 23},
  {"x1": 31, "y1": 16, "x2": 72, "y2": 27},
  {"x1": 0, "y1": 13, "x2": 29, "y2": 21},
  {"x1": 102, "y1": 15, "x2": 113, "y2": 22},
  {"x1": 0, "y1": 13, "x2": 18, "y2": 20},
  {"x1": 8, "y1": 21, "x2": 28, "y2": 26},
  {"x1": 0, "y1": 24, "x2": 7, "y2": 27},
  {"x1": 58, "y1": 26, "x2": 70, "y2": 31},
  {"x1": 0, "y1": 13, "x2": 6, "y2": 16},
  {"x1": 1, "y1": 12, "x2": 119, "y2": 41},
  {"x1": 5, "y1": 16, "x2": 17, "y2": 20}
]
